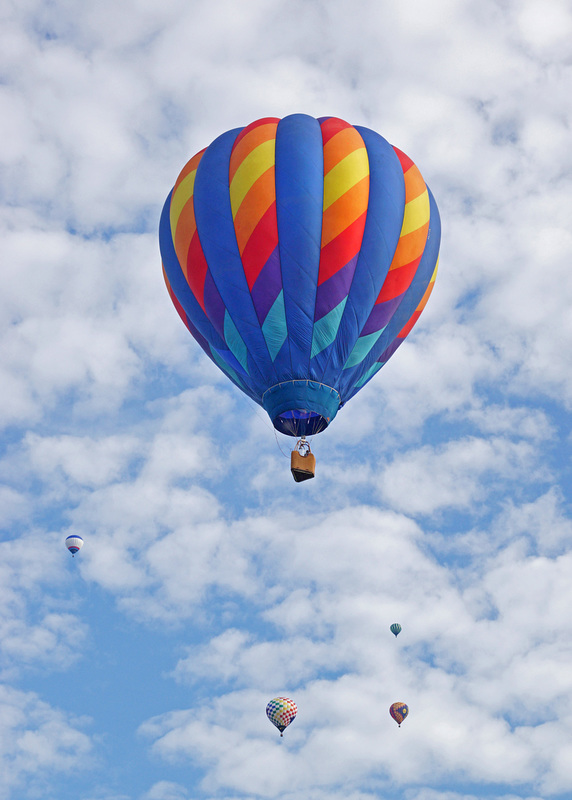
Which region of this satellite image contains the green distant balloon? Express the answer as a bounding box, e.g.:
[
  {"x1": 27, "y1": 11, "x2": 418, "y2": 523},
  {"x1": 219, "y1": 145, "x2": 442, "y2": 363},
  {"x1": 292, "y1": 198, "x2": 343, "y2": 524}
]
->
[{"x1": 390, "y1": 623, "x2": 402, "y2": 637}]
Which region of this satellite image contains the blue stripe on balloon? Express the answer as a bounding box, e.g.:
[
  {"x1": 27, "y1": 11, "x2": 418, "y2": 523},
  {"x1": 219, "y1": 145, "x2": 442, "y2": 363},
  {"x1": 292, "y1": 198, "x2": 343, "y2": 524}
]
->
[
  {"x1": 344, "y1": 326, "x2": 388, "y2": 368},
  {"x1": 310, "y1": 128, "x2": 405, "y2": 392},
  {"x1": 209, "y1": 346, "x2": 250, "y2": 390},
  {"x1": 192, "y1": 128, "x2": 278, "y2": 395},
  {"x1": 311, "y1": 297, "x2": 347, "y2": 358},
  {"x1": 261, "y1": 290, "x2": 288, "y2": 361},
  {"x1": 353, "y1": 360, "x2": 382, "y2": 388},
  {"x1": 342, "y1": 188, "x2": 441, "y2": 400},
  {"x1": 273, "y1": 114, "x2": 323, "y2": 381},
  {"x1": 223, "y1": 310, "x2": 249, "y2": 373}
]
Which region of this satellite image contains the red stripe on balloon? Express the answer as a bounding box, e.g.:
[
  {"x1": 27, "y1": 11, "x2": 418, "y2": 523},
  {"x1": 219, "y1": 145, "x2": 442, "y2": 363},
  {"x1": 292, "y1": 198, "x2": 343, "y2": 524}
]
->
[
  {"x1": 185, "y1": 233, "x2": 209, "y2": 313},
  {"x1": 376, "y1": 255, "x2": 422, "y2": 303},
  {"x1": 240, "y1": 202, "x2": 279, "y2": 290},
  {"x1": 318, "y1": 211, "x2": 368, "y2": 286}
]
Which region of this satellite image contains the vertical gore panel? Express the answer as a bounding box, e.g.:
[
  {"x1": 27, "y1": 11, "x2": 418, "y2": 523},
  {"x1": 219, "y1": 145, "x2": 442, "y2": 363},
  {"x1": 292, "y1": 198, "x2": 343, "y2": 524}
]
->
[{"x1": 274, "y1": 114, "x2": 324, "y2": 380}]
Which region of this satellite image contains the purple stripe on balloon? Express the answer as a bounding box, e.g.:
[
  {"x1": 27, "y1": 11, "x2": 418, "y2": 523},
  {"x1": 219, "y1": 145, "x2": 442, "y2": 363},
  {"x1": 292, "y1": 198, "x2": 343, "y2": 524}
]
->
[
  {"x1": 203, "y1": 271, "x2": 226, "y2": 337},
  {"x1": 361, "y1": 295, "x2": 404, "y2": 336},
  {"x1": 251, "y1": 245, "x2": 282, "y2": 325},
  {"x1": 185, "y1": 316, "x2": 211, "y2": 354},
  {"x1": 378, "y1": 337, "x2": 401, "y2": 364},
  {"x1": 314, "y1": 256, "x2": 358, "y2": 321}
]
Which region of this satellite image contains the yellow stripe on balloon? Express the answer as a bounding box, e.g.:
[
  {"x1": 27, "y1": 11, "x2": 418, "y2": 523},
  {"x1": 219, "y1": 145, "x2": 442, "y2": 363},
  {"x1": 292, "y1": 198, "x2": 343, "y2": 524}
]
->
[
  {"x1": 170, "y1": 169, "x2": 197, "y2": 232},
  {"x1": 323, "y1": 148, "x2": 369, "y2": 211},
  {"x1": 230, "y1": 139, "x2": 276, "y2": 218},
  {"x1": 169, "y1": 150, "x2": 205, "y2": 232},
  {"x1": 400, "y1": 190, "x2": 430, "y2": 237},
  {"x1": 229, "y1": 121, "x2": 278, "y2": 183}
]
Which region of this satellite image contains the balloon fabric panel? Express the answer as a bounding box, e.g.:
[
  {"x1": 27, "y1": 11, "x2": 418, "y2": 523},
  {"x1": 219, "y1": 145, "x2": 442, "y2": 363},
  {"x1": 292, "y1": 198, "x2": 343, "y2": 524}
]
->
[
  {"x1": 273, "y1": 114, "x2": 324, "y2": 380},
  {"x1": 159, "y1": 114, "x2": 441, "y2": 436}
]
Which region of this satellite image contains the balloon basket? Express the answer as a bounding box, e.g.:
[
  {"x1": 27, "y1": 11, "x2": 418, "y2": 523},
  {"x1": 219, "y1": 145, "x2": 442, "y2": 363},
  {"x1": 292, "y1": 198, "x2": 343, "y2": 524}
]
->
[{"x1": 291, "y1": 439, "x2": 315, "y2": 482}]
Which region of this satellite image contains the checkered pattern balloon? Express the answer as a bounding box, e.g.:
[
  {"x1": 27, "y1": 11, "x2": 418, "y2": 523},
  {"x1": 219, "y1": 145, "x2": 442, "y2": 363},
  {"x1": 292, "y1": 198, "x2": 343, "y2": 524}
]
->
[
  {"x1": 266, "y1": 696, "x2": 297, "y2": 736},
  {"x1": 390, "y1": 702, "x2": 409, "y2": 727}
]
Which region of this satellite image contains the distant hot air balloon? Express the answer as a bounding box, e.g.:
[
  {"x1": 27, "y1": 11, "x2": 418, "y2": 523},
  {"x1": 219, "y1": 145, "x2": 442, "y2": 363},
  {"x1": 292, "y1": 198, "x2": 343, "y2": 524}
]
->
[
  {"x1": 390, "y1": 623, "x2": 402, "y2": 637},
  {"x1": 159, "y1": 115, "x2": 440, "y2": 475},
  {"x1": 390, "y1": 702, "x2": 409, "y2": 727},
  {"x1": 65, "y1": 535, "x2": 83, "y2": 557},
  {"x1": 266, "y1": 696, "x2": 297, "y2": 736}
]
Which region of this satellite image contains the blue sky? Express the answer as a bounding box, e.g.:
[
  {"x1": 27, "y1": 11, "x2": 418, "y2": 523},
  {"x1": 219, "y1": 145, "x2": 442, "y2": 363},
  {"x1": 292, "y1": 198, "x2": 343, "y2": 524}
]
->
[{"x1": 1, "y1": 0, "x2": 572, "y2": 798}]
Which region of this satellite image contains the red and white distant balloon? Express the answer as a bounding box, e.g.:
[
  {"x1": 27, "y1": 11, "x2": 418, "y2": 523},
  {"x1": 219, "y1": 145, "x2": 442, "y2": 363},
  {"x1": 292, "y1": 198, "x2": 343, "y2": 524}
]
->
[{"x1": 65, "y1": 535, "x2": 83, "y2": 557}]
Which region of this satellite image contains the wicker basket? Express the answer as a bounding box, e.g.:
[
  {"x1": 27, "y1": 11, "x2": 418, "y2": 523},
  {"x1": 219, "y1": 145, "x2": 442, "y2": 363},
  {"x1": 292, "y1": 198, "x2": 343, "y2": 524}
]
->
[{"x1": 291, "y1": 449, "x2": 316, "y2": 482}]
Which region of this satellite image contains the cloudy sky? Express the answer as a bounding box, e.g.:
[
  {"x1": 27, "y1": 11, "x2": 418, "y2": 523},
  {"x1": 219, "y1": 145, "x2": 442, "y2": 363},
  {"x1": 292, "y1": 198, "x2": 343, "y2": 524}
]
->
[{"x1": 2, "y1": 0, "x2": 572, "y2": 798}]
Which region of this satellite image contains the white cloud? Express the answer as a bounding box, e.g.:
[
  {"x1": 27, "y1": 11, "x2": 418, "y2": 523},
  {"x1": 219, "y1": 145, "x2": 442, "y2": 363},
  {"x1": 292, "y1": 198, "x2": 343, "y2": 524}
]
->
[
  {"x1": 0, "y1": 684, "x2": 92, "y2": 799},
  {"x1": 378, "y1": 436, "x2": 546, "y2": 515}
]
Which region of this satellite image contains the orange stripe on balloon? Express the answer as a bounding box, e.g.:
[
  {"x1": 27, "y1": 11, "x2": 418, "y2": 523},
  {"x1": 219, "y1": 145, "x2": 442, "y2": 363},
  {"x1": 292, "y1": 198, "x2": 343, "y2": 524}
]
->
[
  {"x1": 403, "y1": 164, "x2": 428, "y2": 204},
  {"x1": 320, "y1": 176, "x2": 369, "y2": 247},
  {"x1": 174, "y1": 199, "x2": 197, "y2": 275},
  {"x1": 233, "y1": 166, "x2": 276, "y2": 254},
  {"x1": 389, "y1": 222, "x2": 429, "y2": 272}
]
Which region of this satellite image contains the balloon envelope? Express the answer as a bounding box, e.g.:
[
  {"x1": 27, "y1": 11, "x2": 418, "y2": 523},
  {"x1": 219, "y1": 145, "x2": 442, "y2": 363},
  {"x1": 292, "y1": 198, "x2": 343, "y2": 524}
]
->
[
  {"x1": 160, "y1": 114, "x2": 440, "y2": 436},
  {"x1": 266, "y1": 696, "x2": 297, "y2": 735},
  {"x1": 390, "y1": 623, "x2": 402, "y2": 637},
  {"x1": 65, "y1": 535, "x2": 83, "y2": 556},
  {"x1": 390, "y1": 702, "x2": 409, "y2": 726}
]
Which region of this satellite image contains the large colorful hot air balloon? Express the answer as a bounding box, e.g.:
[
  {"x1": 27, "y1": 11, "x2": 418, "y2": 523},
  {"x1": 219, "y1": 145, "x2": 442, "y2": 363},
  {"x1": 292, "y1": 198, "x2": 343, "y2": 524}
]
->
[
  {"x1": 65, "y1": 535, "x2": 83, "y2": 557},
  {"x1": 390, "y1": 623, "x2": 402, "y2": 637},
  {"x1": 390, "y1": 702, "x2": 409, "y2": 727},
  {"x1": 266, "y1": 696, "x2": 297, "y2": 736},
  {"x1": 160, "y1": 114, "x2": 440, "y2": 441}
]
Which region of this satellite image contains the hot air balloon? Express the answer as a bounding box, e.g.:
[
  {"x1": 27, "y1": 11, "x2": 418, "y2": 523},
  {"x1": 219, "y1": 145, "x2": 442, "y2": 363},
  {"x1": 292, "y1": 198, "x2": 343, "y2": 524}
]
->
[
  {"x1": 390, "y1": 702, "x2": 409, "y2": 727},
  {"x1": 390, "y1": 623, "x2": 402, "y2": 637},
  {"x1": 266, "y1": 696, "x2": 297, "y2": 736},
  {"x1": 65, "y1": 535, "x2": 83, "y2": 557},
  {"x1": 160, "y1": 115, "x2": 440, "y2": 476}
]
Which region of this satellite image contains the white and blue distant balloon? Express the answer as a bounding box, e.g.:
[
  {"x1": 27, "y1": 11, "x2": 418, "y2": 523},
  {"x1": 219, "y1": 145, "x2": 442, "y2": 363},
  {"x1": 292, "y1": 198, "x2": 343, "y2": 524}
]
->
[{"x1": 65, "y1": 535, "x2": 84, "y2": 557}]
